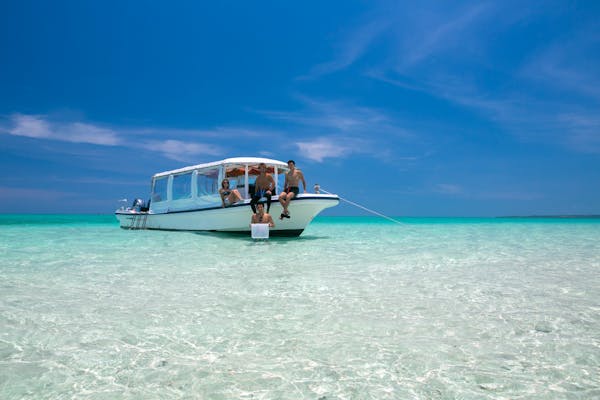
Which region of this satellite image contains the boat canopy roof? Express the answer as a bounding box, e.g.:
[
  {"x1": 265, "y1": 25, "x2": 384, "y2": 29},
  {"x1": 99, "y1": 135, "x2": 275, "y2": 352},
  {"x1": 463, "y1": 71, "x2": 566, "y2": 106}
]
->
[{"x1": 152, "y1": 157, "x2": 289, "y2": 179}]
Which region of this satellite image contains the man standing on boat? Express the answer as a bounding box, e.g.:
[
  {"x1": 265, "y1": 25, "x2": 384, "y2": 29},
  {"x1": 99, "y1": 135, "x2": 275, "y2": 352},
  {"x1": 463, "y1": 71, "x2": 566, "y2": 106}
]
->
[
  {"x1": 250, "y1": 163, "x2": 276, "y2": 213},
  {"x1": 278, "y1": 159, "x2": 306, "y2": 219}
]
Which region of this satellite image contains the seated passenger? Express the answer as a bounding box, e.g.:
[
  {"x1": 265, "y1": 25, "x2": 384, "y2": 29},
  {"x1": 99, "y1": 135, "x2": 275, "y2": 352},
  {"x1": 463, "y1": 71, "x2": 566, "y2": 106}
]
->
[
  {"x1": 250, "y1": 163, "x2": 275, "y2": 213},
  {"x1": 219, "y1": 179, "x2": 242, "y2": 207},
  {"x1": 278, "y1": 159, "x2": 306, "y2": 219}
]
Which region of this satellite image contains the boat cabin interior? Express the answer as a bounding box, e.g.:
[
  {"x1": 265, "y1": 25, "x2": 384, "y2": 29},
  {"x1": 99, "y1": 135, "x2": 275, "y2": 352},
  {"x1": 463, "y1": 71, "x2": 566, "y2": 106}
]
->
[{"x1": 224, "y1": 164, "x2": 280, "y2": 197}]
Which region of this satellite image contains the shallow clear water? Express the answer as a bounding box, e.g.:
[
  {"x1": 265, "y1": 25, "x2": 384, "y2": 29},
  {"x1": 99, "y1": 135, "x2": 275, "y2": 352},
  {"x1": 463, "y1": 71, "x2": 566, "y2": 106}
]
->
[{"x1": 1, "y1": 215, "x2": 599, "y2": 399}]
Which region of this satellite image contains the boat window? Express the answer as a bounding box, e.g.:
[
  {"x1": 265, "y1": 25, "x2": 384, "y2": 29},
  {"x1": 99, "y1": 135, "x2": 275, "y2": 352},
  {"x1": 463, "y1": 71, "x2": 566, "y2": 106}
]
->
[
  {"x1": 197, "y1": 168, "x2": 219, "y2": 196},
  {"x1": 152, "y1": 176, "x2": 168, "y2": 203},
  {"x1": 172, "y1": 172, "x2": 192, "y2": 200},
  {"x1": 224, "y1": 176, "x2": 244, "y2": 197},
  {"x1": 225, "y1": 166, "x2": 244, "y2": 187},
  {"x1": 276, "y1": 171, "x2": 286, "y2": 193},
  {"x1": 225, "y1": 173, "x2": 242, "y2": 190},
  {"x1": 223, "y1": 165, "x2": 246, "y2": 197},
  {"x1": 247, "y1": 175, "x2": 257, "y2": 196}
]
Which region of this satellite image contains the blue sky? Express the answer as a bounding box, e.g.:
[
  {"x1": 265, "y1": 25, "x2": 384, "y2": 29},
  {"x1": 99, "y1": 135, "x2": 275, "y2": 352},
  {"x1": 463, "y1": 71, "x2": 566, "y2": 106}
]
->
[{"x1": 1, "y1": 1, "x2": 599, "y2": 216}]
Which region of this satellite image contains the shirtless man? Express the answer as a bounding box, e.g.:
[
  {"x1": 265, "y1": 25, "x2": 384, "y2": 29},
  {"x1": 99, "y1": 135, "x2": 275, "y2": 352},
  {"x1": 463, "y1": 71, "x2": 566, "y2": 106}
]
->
[
  {"x1": 250, "y1": 163, "x2": 276, "y2": 213},
  {"x1": 250, "y1": 203, "x2": 275, "y2": 227},
  {"x1": 278, "y1": 159, "x2": 306, "y2": 219}
]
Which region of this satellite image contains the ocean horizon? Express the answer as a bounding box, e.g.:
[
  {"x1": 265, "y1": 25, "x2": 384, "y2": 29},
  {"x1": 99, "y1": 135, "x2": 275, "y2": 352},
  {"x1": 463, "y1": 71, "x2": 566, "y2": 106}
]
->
[{"x1": 1, "y1": 214, "x2": 599, "y2": 398}]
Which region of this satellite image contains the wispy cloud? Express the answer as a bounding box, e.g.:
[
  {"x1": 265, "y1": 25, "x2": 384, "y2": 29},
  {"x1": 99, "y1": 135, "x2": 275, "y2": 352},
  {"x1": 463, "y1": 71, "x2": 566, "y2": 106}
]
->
[
  {"x1": 521, "y1": 32, "x2": 600, "y2": 101},
  {"x1": 295, "y1": 136, "x2": 366, "y2": 162},
  {"x1": 255, "y1": 96, "x2": 416, "y2": 162},
  {"x1": 477, "y1": 190, "x2": 543, "y2": 201},
  {"x1": 299, "y1": 19, "x2": 390, "y2": 80},
  {"x1": 430, "y1": 183, "x2": 543, "y2": 201},
  {"x1": 0, "y1": 113, "x2": 242, "y2": 161},
  {"x1": 300, "y1": 3, "x2": 496, "y2": 80},
  {"x1": 557, "y1": 112, "x2": 600, "y2": 153},
  {"x1": 398, "y1": 3, "x2": 492, "y2": 69},
  {"x1": 7, "y1": 114, "x2": 52, "y2": 138},
  {"x1": 0, "y1": 186, "x2": 72, "y2": 201},
  {"x1": 4, "y1": 114, "x2": 121, "y2": 145},
  {"x1": 140, "y1": 139, "x2": 223, "y2": 163},
  {"x1": 261, "y1": 99, "x2": 395, "y2": 133},
  {"x1": 433, "y1": 183, "x2": 462, "y2": 195},
  {"x1": 343, "y1": 4, "x2": 600, "y2": 154}
]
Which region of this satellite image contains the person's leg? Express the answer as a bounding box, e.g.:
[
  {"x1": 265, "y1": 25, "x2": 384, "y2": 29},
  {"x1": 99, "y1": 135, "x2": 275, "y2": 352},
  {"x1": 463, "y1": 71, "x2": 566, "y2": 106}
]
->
[
  {"x1": 278, "y1": 192, "x2": 288, "y2": 219},
  {"x1": 250, "y1": 192, "x2": 259, "y2": 213},
  {"x1": 283, "y1": 192, "x2": 295, "y2": 216},
  {"x1": 265, "y1": 192, "x2": 272, "y2": 212},
  {"x1": 281, "y1": 194, "x2": 293, "y2": 216},
  {"x1": 278, "y1": 192, "x2": 287, "y2": 209},
  {"x1": 229, "y1": 190, "x2": 242, "y2": 205}
]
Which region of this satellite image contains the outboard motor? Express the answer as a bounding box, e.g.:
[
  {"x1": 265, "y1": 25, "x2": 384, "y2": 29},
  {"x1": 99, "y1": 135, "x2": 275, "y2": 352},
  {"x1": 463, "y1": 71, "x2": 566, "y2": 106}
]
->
[
  {"x1": 131, "y1": 198, "x2": 143, "y2": 212},
  {"x1": 140, "y1": 199, "x2": 151, "y2": 212}
]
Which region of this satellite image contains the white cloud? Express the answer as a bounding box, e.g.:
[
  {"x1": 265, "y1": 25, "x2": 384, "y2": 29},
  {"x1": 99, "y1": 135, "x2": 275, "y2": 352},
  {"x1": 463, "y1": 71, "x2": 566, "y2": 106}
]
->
[
  {"x1": 557, "y1": 112, "x2": 600, "y2": 153},
  {"x1": 362, "y1": 11, "x2": 600, "y2": 154},
  {"x1": 7, "y1": 114, "x2": 53, "y2": 138},
  {"x1": 299, "y1": 19, "x2": 390, "y2": 80},
  {"x1": 521, "y1": 32, "x2": 600, "y2": 101},
  {"x1": 434, "y1": 183, "x2": 462, "y2": 195},
  {"x1": 4, "y1": 113, "x2": 121, "y2": 145},
  {"x1": 256, "y1": 96, "x2": 417, "y2": 162},
  {"x1": 141, "y1": 139, "x2": 223, "y2": 162},
  {"x1": 63, "y1": 122, "x2": 120, "y2": 145},
  {"x1": 295, "y1": 138, "x2": 350, "y2": 162},
  {"x1": 399, "y1": 3, "x2": 492, "y2": 69},
  {"x1": 0, "y1": 113, "x2": 238, "y2": 161},
  {"x1": 300, "y1": 3, "x2": 496, "y2": 79},
  {"x1": 432, "y1": 183, "x2": 543, "y2": 201},
  {"x1": 477, "y1": 190, "x2": 543, "y2": 201},
  {"x1": 259, "y1": 96, "x2": 411, "y2": 138},
  {"x1": 300, "y1": 3, "x2": 600, "y2": 155},
  {"x1": 0, "y1": 185, "x2": 71, "y2": 201}
]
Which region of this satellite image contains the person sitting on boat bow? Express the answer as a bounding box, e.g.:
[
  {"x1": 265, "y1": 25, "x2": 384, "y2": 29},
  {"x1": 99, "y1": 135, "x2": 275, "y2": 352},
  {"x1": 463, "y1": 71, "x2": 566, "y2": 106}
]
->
[
  {"x1": 278, "y1": 159, "x2": 306, "y2": 219},
  {"x1": 250, "y1": 163, "x2": 276, "y2": 214},
  {"x1": 219, "y1": 178, "x2": 243, "y2": 207}
]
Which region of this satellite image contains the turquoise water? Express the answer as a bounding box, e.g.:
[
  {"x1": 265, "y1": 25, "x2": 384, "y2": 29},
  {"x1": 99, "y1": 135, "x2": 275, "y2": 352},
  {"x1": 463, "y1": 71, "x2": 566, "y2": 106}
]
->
[{"x1": 1, "y1": 215, "x2": 599, "y2": 399}]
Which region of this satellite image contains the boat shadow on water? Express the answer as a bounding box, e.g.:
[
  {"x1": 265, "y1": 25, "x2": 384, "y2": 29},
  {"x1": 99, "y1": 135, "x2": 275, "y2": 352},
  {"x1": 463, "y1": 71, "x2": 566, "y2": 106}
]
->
[{"x1": 192, "y1": 231, "x2": 330, "y2": 242}]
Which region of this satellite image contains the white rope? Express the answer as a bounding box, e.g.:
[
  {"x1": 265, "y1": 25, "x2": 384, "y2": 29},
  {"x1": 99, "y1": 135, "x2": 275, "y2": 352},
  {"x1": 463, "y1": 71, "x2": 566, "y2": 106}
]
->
[{"x1": 318, "y1": 187, "x2": 403, "y2": 224}]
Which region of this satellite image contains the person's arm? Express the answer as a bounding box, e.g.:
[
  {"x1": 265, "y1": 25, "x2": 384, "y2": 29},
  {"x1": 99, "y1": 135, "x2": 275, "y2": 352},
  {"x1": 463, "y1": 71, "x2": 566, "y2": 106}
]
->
[
  {"x1": 268, "y1": 215, "x2": 275, "y2": 227},
  {"x1": 301, "y1": 172, "x2": 307, "y2": 192},
  {"x1": 268, "y1": 175, "x2": 275, "y2": 193}
]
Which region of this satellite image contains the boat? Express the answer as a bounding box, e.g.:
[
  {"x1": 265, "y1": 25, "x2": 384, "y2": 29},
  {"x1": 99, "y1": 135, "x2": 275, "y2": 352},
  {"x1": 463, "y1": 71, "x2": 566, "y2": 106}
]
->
[{"x1": 115, "y1": 157, "x2": 339, "y2": 236}]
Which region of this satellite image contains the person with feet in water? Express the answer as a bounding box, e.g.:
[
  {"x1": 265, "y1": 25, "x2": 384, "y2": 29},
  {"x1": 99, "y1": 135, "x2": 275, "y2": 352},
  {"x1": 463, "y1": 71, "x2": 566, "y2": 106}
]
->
[{"x1": 250, "y1": 203, "x2": 275, "y2": 227}]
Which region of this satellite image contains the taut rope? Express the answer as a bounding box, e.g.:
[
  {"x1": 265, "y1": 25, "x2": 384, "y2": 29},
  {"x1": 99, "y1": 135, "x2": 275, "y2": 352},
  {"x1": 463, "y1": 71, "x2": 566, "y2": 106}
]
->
[{"x1": 316, "y1": 186, "x2": 402, "y2": 224}]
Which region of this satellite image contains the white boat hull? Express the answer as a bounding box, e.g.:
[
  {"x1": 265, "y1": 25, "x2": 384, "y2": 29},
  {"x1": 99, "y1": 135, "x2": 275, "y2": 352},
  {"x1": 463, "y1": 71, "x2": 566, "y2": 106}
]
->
[{"x1": 115, "y1": 194, "x2": 338, "y2": 236}]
